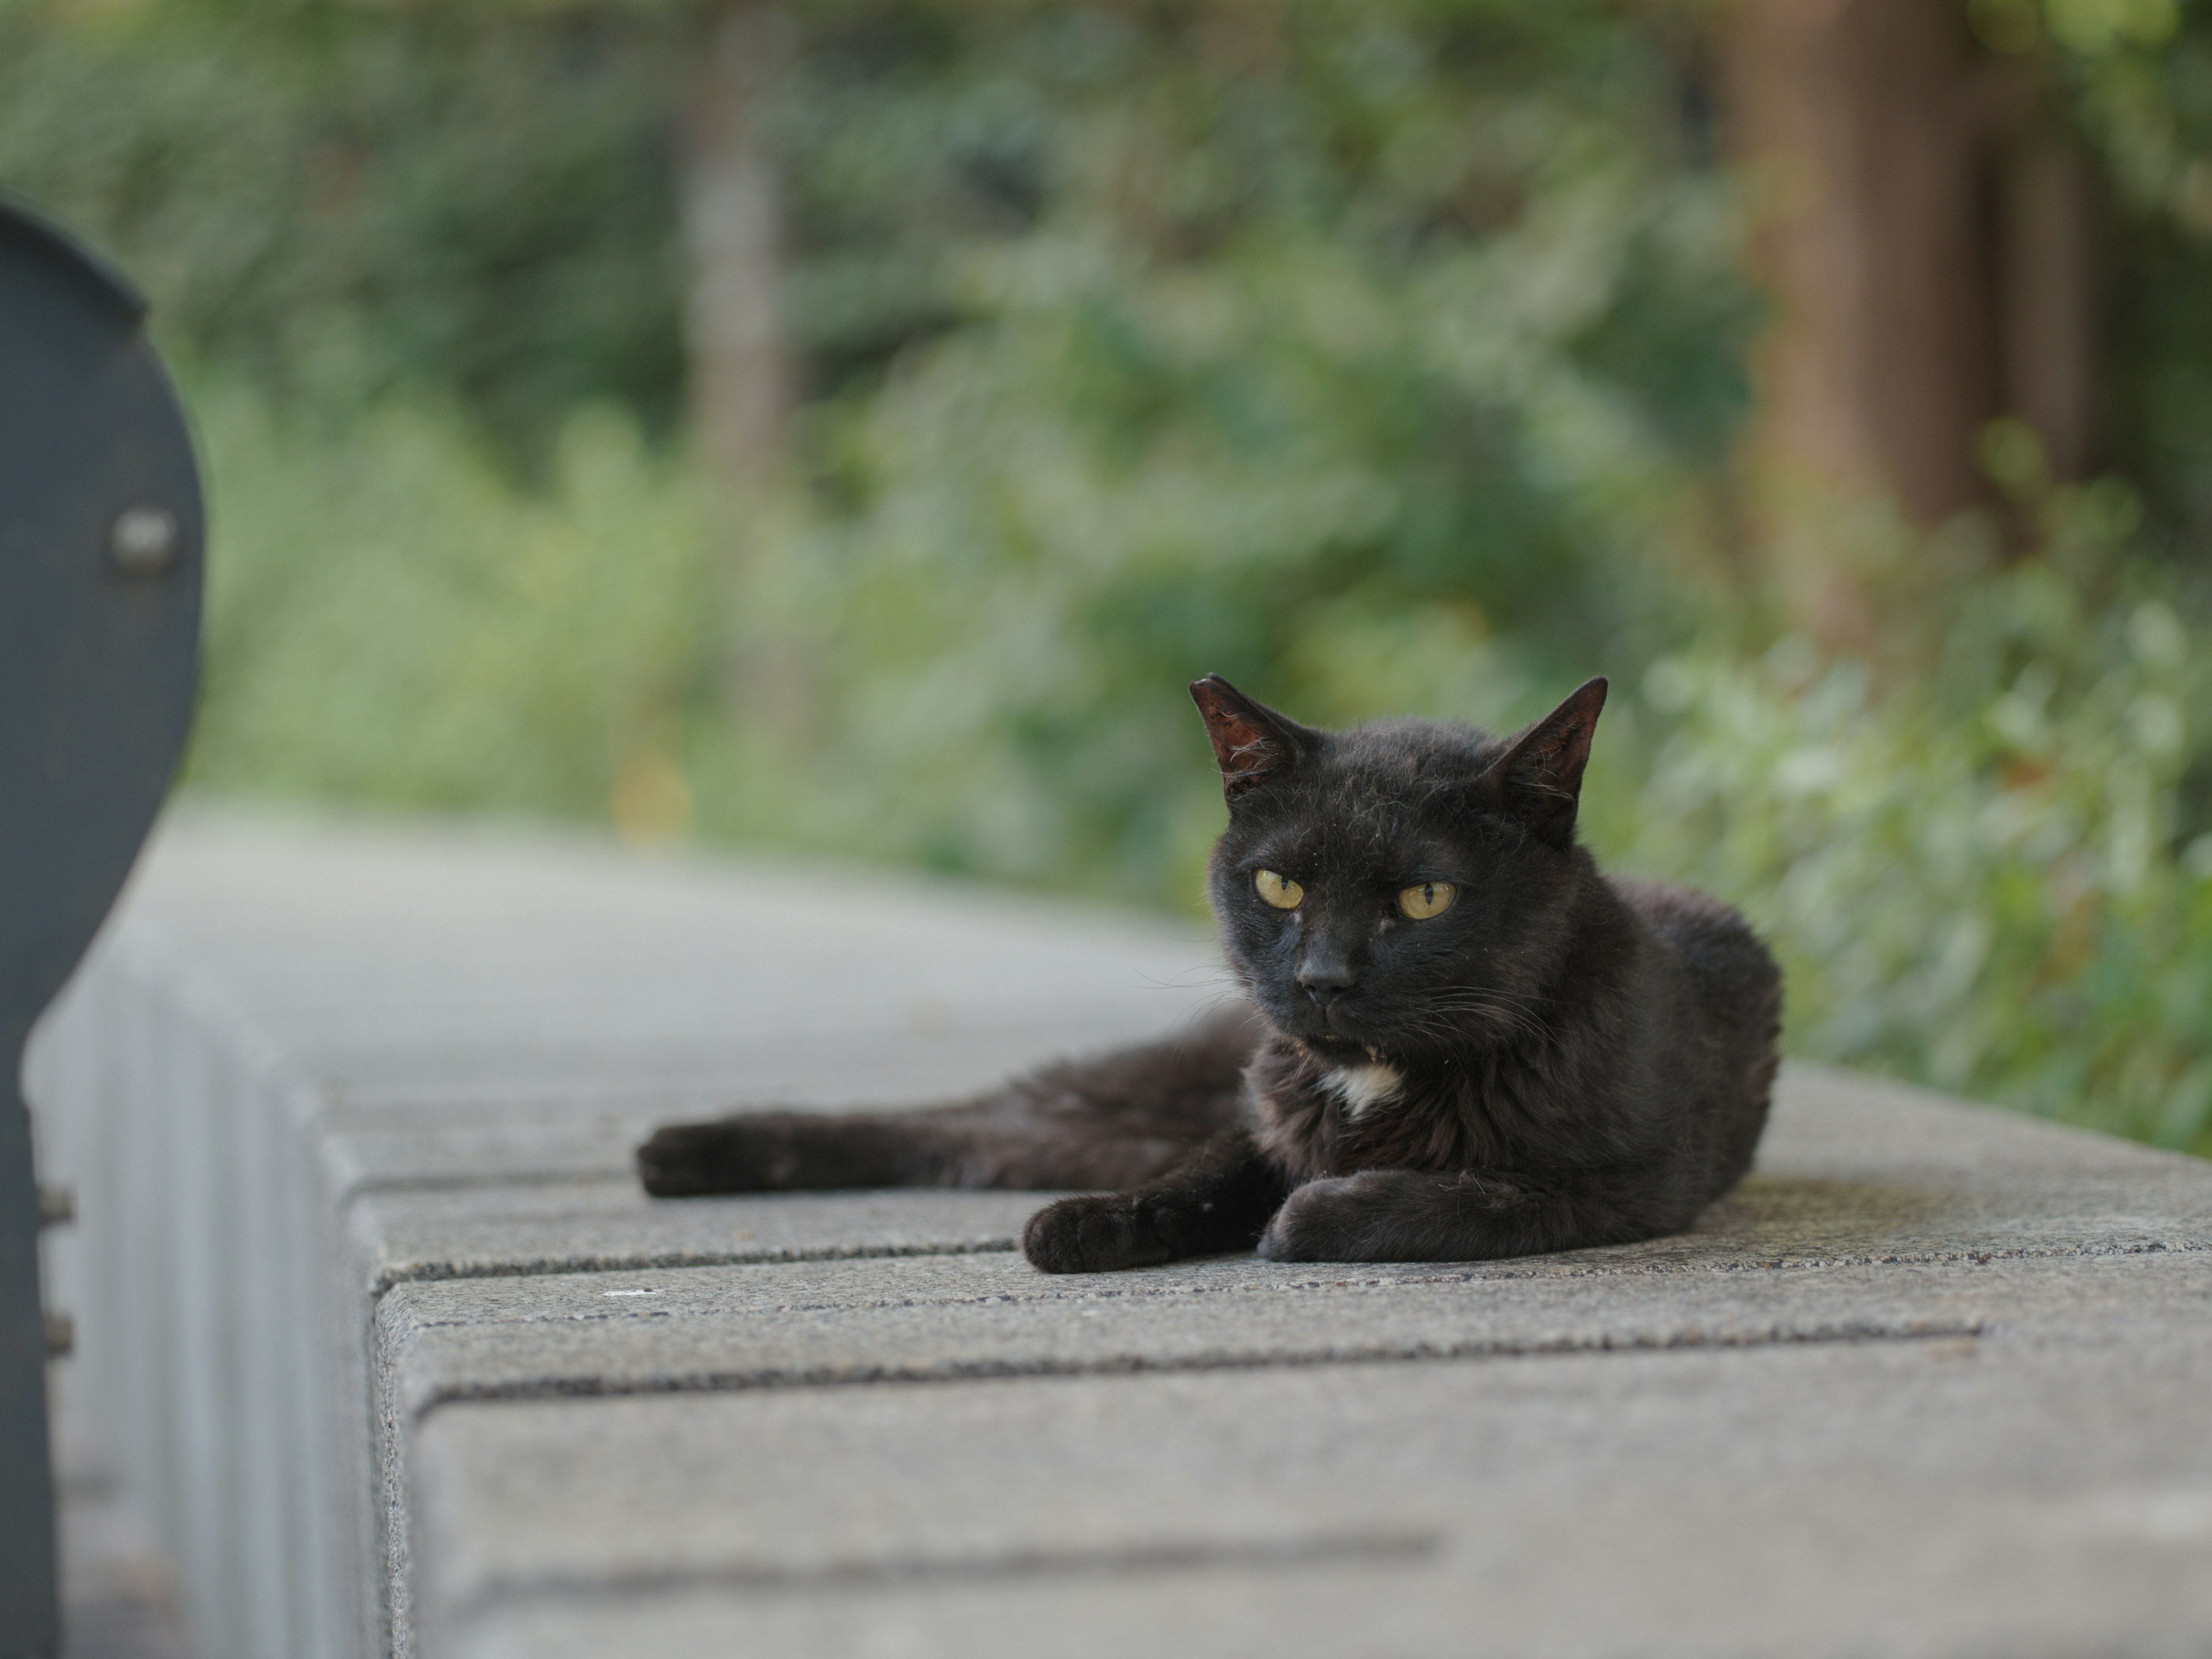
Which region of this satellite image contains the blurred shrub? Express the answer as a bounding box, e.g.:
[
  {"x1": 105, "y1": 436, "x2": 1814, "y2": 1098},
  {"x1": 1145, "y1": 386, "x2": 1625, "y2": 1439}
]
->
[
  {"x1": 702, "y1": 2, "x2": 1747, "y2": 897},
  {"x1": 6, "y1": 0, "x2": 2212, "y2": 1150},
  {"x1": 1610, "y1": 563, "x2": 2212, "y2": 1154},
  {"x1": 0, "y1": 4, "x2": 687, "y2": 464},
  {"x1": 185, "y1": 380, "x2": 713, "y2": 817},
  {"x1": 181, "y1": 364, "x2": 2212, "y2": 1152},
  {"x1": 1986, "y1": 0, "x2": 2212, "y2": 553}
]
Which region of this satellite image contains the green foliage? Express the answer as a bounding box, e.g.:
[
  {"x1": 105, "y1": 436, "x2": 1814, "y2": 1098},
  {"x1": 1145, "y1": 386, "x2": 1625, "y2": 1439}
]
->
[
  {"x1": 1972, "y1": 0, "x2": 2212, "y2": 554},
  {"x1": 1612, "y1": 565, "x2": 2212, "y2": 1153},
  {"x1": 0, "y1": 2, "x2": 688, "y2": 464},
  {"x1": 720, "y1": 2, "x2": 1746, "y2": 899},
  {"x1": 6, "y1": 0, "x2": 2212, "y2": 1152},
  {"x1": 186, "y1": 381, "x2": 712, "y2": 814},
  {"x1": 181, "y1": 366, "x2": 2212, "y2": 1153}
]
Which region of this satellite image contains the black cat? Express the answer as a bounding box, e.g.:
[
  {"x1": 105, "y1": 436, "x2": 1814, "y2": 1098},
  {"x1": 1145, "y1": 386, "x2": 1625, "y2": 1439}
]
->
[{"x1": 637, "y1": 675, "x2": 1781, "y2": 1272}]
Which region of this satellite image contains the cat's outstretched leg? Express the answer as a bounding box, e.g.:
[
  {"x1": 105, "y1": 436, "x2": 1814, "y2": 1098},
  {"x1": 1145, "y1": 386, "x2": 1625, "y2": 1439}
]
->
[
  {"x1": 1022, "y1": 1128, "x2": 1289, "y2": 1273},
  {"x1": 637, "y1": 1013, "x2": 1257, "y2": 1198},
  {"x1": 1253, "y1": 1165, "x2": 1691, "y2": 1263}
]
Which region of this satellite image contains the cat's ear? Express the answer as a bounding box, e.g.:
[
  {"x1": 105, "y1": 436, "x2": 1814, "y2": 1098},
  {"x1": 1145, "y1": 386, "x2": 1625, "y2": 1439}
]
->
[
  {"x1": 1487, "y1": 677, "x2": 1607, "y2": 846},
  {"x1": 1189, "y1": 675, "x2": 1320, "y2": 804}
]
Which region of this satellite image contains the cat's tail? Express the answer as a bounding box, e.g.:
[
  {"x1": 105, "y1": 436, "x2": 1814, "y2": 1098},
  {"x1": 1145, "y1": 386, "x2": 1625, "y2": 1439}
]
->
[{"x1": 637, "y1": 1006, "x2": 1263, "y2": 1196}]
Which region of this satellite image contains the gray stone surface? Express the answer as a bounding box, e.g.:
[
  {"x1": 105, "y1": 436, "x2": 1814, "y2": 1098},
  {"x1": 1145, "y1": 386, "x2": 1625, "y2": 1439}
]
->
[
  {"x1": 315, "y1": 1039, "x2": 1056, "y2": 1196},
  {"x1": 25, "y1": 811, "x2": 2212, "y2": 1659},
  {"x1": 416, "y1": 1306, "x2": 2212, "y2": 1659},
  {"x1": 26, "y1": 813, "x2": 1222, "y2": 1659},
  {"x1": 354, "y1": 1184, "x2": 1047, "y2": 1293},
  {"x1": 52, "y1": 1369, "x2": 191, "y2": 1659},
  {"x1": 364, "y1": 1241, "x2": 2126, "y2": 1416}
]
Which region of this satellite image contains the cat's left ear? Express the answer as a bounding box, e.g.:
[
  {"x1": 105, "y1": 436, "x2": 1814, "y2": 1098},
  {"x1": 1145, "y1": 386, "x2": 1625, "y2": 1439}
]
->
[
  {"x1": 1487, "y1": 677, "x2": 1607, "y2": 847},
  {"x1": 1190, "y1": 675, "x2": 1323, "y2": 804}
]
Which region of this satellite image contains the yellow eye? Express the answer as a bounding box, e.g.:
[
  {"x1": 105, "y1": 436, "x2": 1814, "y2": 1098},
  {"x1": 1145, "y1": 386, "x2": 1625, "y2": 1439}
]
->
[
  {"x1": 1398, "y1": 880, "x2": 1456, "y2": 920},
  {"x1": 1253, "y1": 869, "x2": 1304, "y2": 910}
]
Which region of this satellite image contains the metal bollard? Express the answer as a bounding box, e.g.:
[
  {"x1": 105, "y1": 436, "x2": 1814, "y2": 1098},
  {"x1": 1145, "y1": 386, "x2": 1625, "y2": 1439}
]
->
[{"x1": 0, "y1": 192, "x2": 203, "y2": 1659}]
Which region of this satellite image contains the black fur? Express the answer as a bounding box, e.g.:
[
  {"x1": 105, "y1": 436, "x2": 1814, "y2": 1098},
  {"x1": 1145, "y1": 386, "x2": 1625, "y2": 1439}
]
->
[{"x1": 638, "y1": 675, "x2": 1781, "y2": 1273}]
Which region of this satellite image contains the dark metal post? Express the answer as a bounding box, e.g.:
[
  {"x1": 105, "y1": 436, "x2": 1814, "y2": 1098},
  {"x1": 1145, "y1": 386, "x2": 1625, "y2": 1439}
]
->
[{"x1": 0, "y1": 195, "x2": 204, "y2": 1659}]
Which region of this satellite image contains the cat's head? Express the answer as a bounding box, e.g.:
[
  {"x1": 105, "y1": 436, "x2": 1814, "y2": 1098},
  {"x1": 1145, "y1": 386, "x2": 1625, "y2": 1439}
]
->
[{"x1": 1191, "y1": 673, "x2": 1608, "y2": 1065}]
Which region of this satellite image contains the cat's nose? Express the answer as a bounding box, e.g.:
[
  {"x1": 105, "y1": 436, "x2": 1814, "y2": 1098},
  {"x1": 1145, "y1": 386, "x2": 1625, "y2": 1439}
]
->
[{"x1": 1297, "y1": 952, "x2": 1357, "y2": 1005}]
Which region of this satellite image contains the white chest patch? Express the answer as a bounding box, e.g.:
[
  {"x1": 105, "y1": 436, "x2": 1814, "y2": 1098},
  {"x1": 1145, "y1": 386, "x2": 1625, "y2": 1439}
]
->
[{"x1": 1320, "y1": 1060, "x2": 1404, "y2": 1120}]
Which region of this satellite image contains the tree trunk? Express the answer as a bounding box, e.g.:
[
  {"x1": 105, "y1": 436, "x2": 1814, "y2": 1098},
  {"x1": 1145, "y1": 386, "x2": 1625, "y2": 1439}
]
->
[
  {"x1": 1997, "y1": 123, "x2": 2097, "y2": 482},
  {"x1": 1716, "y1": 0, "x2": 2096, "y2": 649},
  {"x1": 680, "y1": 2, "x2": 791, "y2": 487},
  {"x1": 678, "y1": 3, "x2": 815, "y2": 748}
]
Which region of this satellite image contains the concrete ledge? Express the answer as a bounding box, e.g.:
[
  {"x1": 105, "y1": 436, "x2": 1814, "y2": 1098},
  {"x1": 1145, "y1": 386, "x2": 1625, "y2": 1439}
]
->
[
  {"x1": 28, "y1": 814, "x2": 2212, "y2": 1659},
  {"x1": 416, "y1": 1302, "x2": 2212, "y2": 1659},
  {"x1": 29, "y1": 815, "x2": 1221, "y2": 1659}
]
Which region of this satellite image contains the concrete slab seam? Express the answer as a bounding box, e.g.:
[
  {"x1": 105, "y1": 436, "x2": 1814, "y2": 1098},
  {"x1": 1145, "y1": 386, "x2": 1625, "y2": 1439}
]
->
[
  {"x1": 374, "y1": 1236, "x2": 2212, "y2": 1337},
  {"x1": 363, "y1": 1237, "x2": 1025, "y2": 1302},
  {"x1": 398, "y1": 1314, "x2": 1988, "y2": 1422},
  {"x1": 433, "y1": 1525, "x2": 1446, "y2": 1635}
]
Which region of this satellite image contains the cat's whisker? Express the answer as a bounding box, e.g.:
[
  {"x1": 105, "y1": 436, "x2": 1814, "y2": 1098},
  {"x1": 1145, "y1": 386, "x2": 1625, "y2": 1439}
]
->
[
  {"x1": 1134, "y1": 965, "x2": 1244, "y2": 991},
  {"x1": 1407, "y1": 990, "x2": 1554, "y2": 1048},
  {"x1": 1171, "y1": 991, "x2": 1252, "y2": 1036}
]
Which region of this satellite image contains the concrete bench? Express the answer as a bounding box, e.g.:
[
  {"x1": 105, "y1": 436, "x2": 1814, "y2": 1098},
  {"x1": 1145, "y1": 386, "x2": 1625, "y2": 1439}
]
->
[{"x1": 28, "y1": 815, "x2": 2212, "y2": 1659}]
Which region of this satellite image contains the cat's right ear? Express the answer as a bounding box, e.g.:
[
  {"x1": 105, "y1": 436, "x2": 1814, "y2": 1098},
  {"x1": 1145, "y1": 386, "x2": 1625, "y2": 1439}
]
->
[
  {"x1": 1190, "y1": 675, "x2": 1320, "y2": 804},
  {"x1": 1486, "y1": 676, "x2": 1607, "y2": 847}
]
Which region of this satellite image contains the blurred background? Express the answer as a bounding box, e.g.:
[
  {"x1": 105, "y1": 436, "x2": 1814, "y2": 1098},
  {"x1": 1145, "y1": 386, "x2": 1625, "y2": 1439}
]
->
[{"x1": 4, "y1": 0, "x2": 2210, "y2": 1152}]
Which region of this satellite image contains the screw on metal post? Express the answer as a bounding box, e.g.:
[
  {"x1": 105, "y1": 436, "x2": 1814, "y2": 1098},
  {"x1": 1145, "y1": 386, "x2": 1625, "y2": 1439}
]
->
[
  {"x1": 36, "y1": 1188, "x2": 74, "y2": 1229},
  {"x1": 109, "y1": 505, "x2": 179, "y2": 576}
]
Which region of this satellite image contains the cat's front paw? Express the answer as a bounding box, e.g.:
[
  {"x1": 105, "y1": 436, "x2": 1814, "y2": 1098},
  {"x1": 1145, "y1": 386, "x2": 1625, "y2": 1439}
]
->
[
  {"x1": 637, "y1": 1118, "x2": 794, "y2": 1197},
  {"x1": 1023, "y1": 1195, "x2": 1169, "y2": 1274},
  {"x1": 1256, "y1": 1174, "x2": 1385, "y2": 1262}
]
